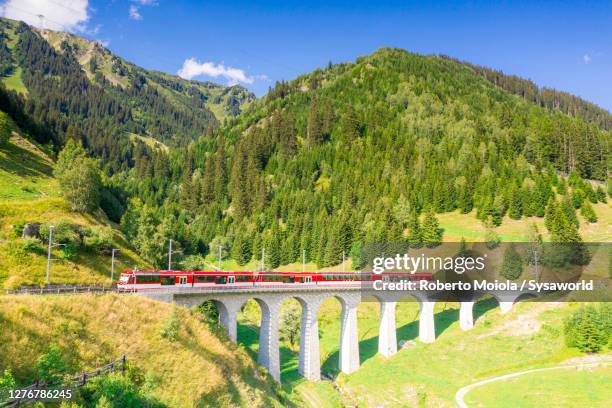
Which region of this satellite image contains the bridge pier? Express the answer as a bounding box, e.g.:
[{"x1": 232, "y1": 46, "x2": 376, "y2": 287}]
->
[
  {"x1": 339, "y1": 297, "x2": 360, "y2": 374},
  {"x1": 257, "y1": 299, "x2": 281, "y2": 382},
  {"x1": 298, "y1": 299, "x2": 321, "y2": 380},
  {"x1": 217, "y1": 300, "x2": 241, "y2": 342},
  {"x1": 419, "y1": 301, "x2": 436, "y2": 343},
  {"x1": 499, "y1": 301, "x2": 513, "y2": 314},
  {"x1": 378, "y1": 301, "x2": 397, "y2": 357},
  {"x1": 459, "y1": 301, "x2": 474, "y2": 330}
]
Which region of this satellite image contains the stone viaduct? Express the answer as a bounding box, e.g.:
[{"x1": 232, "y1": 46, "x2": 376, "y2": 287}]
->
[{"x1": 142, "y1": 285, "x2": 528, "y2": 382}]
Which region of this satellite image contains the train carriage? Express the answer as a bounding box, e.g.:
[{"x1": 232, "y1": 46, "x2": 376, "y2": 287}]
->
[{"x1": 117, "y1": 270, "x2": 432, "y2": 292}]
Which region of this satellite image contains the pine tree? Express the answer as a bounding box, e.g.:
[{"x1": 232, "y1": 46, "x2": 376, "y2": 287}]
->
[
  {"x1": 307, "y1": 96, "x2": 323, "y2": 145},
  {"x1": 561, "y1": 195, "x2": 579, "y2": 228},
  {"x1": 508, "y1": 185, "x2": 523, "y2": 219},
  {"x1": 232, "y1": 231, "x2": 252, "y2": 265},
  {"x1": 500, "y1": 244, "x2": 523, "y2": 280},
  {"x1": 491, "y1": 194, "x2": 505, "y2": 226},
  {"x1": 407, "y1": 211, "x2": 423, "y2": 248},
  {"x1": 422, "y1": 209, "x2": 442, "y2": 248},
  {"x1": 580, "y1": 200, "x2": 597, "y2": 223}
]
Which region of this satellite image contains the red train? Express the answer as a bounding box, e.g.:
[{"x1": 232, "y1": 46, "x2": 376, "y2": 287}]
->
[{"x1": 117, "y1": 270, "x2": 432, "y2": 291}]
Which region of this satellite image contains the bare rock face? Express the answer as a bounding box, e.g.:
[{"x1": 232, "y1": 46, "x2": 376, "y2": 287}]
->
[{"x1": 22, "y1": 223, "x2": 41, "y2": 239}]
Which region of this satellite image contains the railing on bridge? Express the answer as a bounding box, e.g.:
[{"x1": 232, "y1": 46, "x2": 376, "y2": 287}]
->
[{"x1": 2, "y1": 284, "x2": 117, "y2": 296}]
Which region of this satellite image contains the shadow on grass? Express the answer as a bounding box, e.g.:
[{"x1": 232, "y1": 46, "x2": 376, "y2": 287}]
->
[
  {"x1": 0, "y1": 140, "x2": 53, "y2": 178},
  {"x1": 320, "y1": 305, "x2": 461, "y2": 379},
  {"x1": 237, "y1": 300, "x2": 500, "y2": 386},
  {"x1": 473, "y1": 297, "x2": 500, "y2": 322}
]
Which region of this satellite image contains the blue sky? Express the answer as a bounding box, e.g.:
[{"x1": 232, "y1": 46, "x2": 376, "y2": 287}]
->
[{"x1": 2, "y1": 1, "x2": 611, "y2": 111}]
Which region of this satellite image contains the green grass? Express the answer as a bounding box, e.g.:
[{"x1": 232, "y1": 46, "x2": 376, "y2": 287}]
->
[
  {"x1": 0, "y1": 294, "x2": 286, "y2": 408},
  {"x1": 437, "y1": 208, "x2": 611, "y2": 243},
  {"x1": 466, "y1": 365, "x2": 611, "y2": 407},
  {"x1": 235, "y1": 298, "x2": 610, "y2": 407},
  {"x1": 0, "y1": 134, "x2": 56, "y2": 199},
  {"x1": 2, "y1": 66, "x2": 28, "y2": 95},
  {"x1": 128, "y1": 132, "x2": 169, "y2": 152}
]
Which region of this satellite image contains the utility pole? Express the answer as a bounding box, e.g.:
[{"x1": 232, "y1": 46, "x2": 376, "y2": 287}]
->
[
  {"x1": 167, "y1": 239, "x2": 181, "y2": 270},
  {"x1": 45, "y1": 226, "x2": 64, "y2": 285},
  {"x1": 46, "y1": 225, "x2": 53, "y2": 285},
  {"x1": 111, "y1": 249, "x2": 119, "y2": 282},
  {"x1": 302, "y1": 249, "x2": 306, "y2": 273},
  {"x1": 342, "y1": 251, "x2": 346, "y2": 273},
  {"x1": 261, "y1": 248, "x2": 265, "y2": 272},
  {"x1": 218, "y1": 245, "x2": 223, "y2": 272},
  {"x1": 168, "y1": 239, "x2": 173, "y2": 270}
]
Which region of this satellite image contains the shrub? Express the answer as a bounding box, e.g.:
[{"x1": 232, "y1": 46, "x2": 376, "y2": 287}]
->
[
  {"x1": 40, "y1": 221, "x2": 81, "y2": 246},
  {"x1": 22, "y1": 236, "x2": 42, "y2": 252},
  {"x1": 279, "y1": 303, "x2": 301, "y2": 348},
  {"x1": 0, "y1": 369, "x2": 16, "y2": 403},
  {"x1": 195, "y1": 301, "x2": 220, "y2": 325},
  {"x1": 181, "y1": 254, "x2": 207, "y2": 271},
  {"x1": 81, "y1": 372, "x2": 164, "y2": 408},
  {"x1": 37, "y1": 344, "x2": 67, "y2": 386},
  {"x1": 160, "y1": 308, "x2": 180, "y2": 341},
  {"x1": 84, "y1": 226, "x2": 114, "y2": 253},
  {"x1": 564, "y1": 304, "x2": 610, "y2": 353}
]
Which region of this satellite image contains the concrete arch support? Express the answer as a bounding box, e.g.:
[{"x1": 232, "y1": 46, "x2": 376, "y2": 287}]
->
[
  {"x1": 499, "y1": 301, "x2": 513, "y2": 314},
  {"x1": 298, "y1": 298, "x2": 322, "y2": 381},
  {"x1": 257, "y1": 298, "x2": 281, "y2": 382},
  {"x1": 339, "y1": 296, "x2": 360, "y2": 374},
  {"x1": 459, "y1": 301, "x2": 474, "y2": 331},
  {"x1": 419, "y1": 301, "x2": 436, "y2": 343},
  {"x1": 217, "y1": 300, "x2": 240, "y2": 342},
  {"x1": 378, "y1": 301, "x2": 397, "y2": 357}
]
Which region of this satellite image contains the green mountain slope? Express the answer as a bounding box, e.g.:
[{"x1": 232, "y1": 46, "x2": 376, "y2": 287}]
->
[
  {"x1": 0, "y1": 111, "x2": 150, "y2": 288},
  {"x1": 0, "y1": 17, "x2": 254, "y2": 171},
  {"x1": 119, "y1": 48, "x2": 609, "y2": 270}
]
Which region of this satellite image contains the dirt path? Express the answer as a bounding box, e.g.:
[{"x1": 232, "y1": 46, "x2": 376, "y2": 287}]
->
[{"x1": 455, "y1": 361, "x2": 612, "y2": 408}]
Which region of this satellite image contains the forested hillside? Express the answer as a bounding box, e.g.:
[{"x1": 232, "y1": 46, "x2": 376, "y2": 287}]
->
[
  {"x1": 443, "y1": 56, "x2": 612, "y2": 130},
  {"x1": 118, "y1": 48, "x2": 610, "y2": 270},
  {"x1": 0, "y1": 17, "x2": 253, "y2": 173}
]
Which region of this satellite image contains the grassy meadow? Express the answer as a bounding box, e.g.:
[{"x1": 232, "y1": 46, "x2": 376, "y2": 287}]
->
[{"x1": 0, "y1": 294, "x2": 286, "y2": 407}]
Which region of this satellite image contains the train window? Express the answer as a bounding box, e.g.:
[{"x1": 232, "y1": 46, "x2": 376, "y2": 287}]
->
[
  {"x1": 262, "y1": 274, "x2": 281, "y2": 281},
  {"x1": 228, "y1": 276, "x2": 235, "y2": 284},
  {"x1": 196, "y1": 275, "x2": 215, "y2": 283},
  {"x1": 161, "y1": 276, "x2": 175, "y2": 285},
  {"x1": 215, "y1": 276, "x2": 227, "y2": 284},
  {"x1": 179, "y1": 277, "x2": 187, "y2": 284},
  {"x1": 235, "y1": 275, "x2": 250, "y2": 282},
  {"x1": 283, "y1": 275, "x2": 295, "y2": 283},
  {"x1": 136, "y1": 275, "x2": 159, "y2": 283}
]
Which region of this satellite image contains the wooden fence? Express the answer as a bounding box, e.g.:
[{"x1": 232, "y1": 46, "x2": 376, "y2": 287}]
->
[{"x1": 1, "y1": 355, "x2": 126, "y2": 407}]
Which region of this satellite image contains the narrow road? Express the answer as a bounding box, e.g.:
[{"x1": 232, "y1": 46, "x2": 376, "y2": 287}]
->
[{"x1": 455, "y1": 361, "x2": 611, "y2": 408}]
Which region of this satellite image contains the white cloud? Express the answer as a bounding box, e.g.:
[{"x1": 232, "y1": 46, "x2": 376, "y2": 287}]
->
[
  {"x1": 128, "y1": 5, "x2": 142, "y2": 20},
  {"x1": 178, "y1": 58, "x2": 265, "y2": 85},
  {"x1": 0, "y1": 0, "x2": 89, "y2": 32},
  {"x1": 128, "y1": 0, "x2": 156, "y2": 21},
  {"x1": 583, "y1": 54, "x2": 592, "y2": 64}
]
